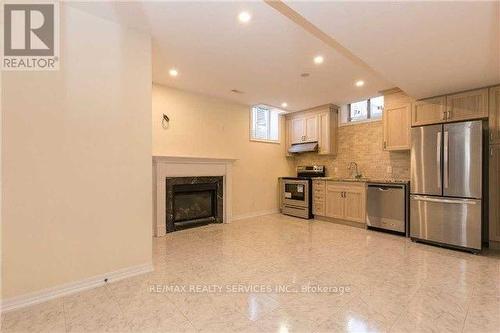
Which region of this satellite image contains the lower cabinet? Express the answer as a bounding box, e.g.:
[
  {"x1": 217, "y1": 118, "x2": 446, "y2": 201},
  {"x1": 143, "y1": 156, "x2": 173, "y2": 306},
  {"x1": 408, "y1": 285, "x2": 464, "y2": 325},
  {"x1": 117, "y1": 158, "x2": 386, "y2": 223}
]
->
[
  {"x1": 490, "y1": 145, "x2": 500, "y2": 243},
  {"x1": 312, "y1": 180, "x2": 326, "y2": 216},
  {"x1": 343, "y1": 187, "x2": 366, "y2": 223},
  {"x1": 314, "y1": 181, "x2": 366, "y2": 224},
  {"x1": 325, "y1": 184, "x2": 344, "y2": 219}
]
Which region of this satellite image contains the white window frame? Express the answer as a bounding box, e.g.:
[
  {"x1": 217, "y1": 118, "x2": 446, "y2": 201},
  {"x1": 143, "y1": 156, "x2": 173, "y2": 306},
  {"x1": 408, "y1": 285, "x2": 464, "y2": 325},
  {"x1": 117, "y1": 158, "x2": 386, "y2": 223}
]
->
[
  {"x1": 249, "y1": 105, "x2": 281, "y2": 144},
  {"x1": 340, "y1": 96, "x2": 384, "y2": 126}
]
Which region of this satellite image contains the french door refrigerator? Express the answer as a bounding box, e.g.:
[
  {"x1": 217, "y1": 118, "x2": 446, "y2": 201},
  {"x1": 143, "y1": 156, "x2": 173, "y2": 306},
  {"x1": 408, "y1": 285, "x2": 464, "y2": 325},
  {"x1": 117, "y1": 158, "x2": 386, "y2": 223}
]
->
[{"x1": 410, "y1": 120, "x2": 483, "y2": 252}]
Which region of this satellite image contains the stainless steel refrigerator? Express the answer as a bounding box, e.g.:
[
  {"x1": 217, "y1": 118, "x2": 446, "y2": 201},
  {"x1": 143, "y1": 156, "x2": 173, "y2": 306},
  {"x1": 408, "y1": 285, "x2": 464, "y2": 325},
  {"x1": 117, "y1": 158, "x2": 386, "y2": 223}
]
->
[{"x1": 410, "y1": 120, "x2": 483, "y2": 251}]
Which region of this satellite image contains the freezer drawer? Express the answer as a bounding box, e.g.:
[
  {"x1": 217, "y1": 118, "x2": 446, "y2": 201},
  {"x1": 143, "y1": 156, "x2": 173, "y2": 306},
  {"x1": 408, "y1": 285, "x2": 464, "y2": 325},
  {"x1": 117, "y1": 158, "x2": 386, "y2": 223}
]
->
[{"x1": 410, "y1": 195, "x2": 481, "y2": 250}]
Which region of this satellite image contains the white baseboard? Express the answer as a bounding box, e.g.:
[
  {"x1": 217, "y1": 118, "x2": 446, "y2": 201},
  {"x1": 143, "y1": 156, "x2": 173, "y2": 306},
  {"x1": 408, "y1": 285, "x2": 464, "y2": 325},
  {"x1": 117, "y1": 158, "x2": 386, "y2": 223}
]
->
[
  {"x1": 1, "y1": 262, "x2": 153, "y2": 313},
  {"x1": 232, "y1": 209, "x2": 279, "y2": 221}
]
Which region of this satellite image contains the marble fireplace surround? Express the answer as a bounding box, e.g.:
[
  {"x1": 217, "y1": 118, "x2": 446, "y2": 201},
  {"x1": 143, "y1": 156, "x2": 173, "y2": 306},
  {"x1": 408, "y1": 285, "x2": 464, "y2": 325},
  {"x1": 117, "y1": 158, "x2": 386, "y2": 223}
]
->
[
  {"x1": 153, "y1": 156, "x2": 236, "y2": 237},
  {"x1": 165, "y1": 176, "x2": 223, "y2": 232}
]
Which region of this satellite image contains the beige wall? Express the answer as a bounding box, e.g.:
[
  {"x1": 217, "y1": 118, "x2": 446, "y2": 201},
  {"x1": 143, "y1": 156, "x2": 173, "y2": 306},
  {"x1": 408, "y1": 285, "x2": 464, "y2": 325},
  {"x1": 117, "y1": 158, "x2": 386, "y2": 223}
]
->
[
  {"x1": 152, "y1": 84, "x2": 294, "y2": 217},
  {"x1": 2, "y1": 6, "x2": 152, "y2": 299},
  {"x1": 294, "y1": 121, "x2": 410, "y2": 180}
]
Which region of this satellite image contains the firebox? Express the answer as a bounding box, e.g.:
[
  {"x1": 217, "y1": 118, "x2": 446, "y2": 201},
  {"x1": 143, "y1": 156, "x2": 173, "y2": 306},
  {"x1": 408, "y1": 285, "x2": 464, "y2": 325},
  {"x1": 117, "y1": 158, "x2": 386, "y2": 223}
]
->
[{"x1": 165, "y1": 176, "x2": 223, "y2": 232}]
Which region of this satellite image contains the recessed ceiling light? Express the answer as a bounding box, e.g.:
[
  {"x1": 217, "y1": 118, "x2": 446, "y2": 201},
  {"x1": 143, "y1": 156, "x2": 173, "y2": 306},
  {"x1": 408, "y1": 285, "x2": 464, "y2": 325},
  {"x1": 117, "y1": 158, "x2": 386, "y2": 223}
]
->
[
  {"x1": 281, "y1": 102, "x2": 288, "y2": 108},
  {"x1": 169, "y1": 68, "x2": 178, "y2": 77},
  {"x1": 301, "y1": 73, "x2": 310, "y2": 77},
  {"x1": 313, "y1": 55, "x2": 324, "y2": 64},
  {"x1": 355, "y1": 80, "x2": 365, "y2": 87},
  {"x1": 230, "y1": 89, "x2": 244, "y2": 94},
  {"x1": 238, "y1": 11, "x2": 251, "y2": 23}
]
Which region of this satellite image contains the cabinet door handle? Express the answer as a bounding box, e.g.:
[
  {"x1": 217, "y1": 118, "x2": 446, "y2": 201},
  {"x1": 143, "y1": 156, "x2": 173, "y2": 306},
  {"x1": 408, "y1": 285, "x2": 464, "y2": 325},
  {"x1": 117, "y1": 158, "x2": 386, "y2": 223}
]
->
[
  {"x1": 383, "y1": 141, "x2": 387, "y2": 149},
  {"x1": 442, "y1": 110, "x2": 446, "y2": 120},
  {"x1": 447, "y1": 110, "x2": 451, "y2": 119}
]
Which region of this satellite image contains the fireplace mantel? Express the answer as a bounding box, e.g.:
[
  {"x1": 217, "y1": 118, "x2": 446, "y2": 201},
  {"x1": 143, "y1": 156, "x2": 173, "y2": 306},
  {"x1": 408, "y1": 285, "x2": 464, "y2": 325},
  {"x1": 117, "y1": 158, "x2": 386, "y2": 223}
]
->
[
  {"x1": 153, "y1": 155, "x2": 237, "y2": 164},
  {"x1": 152, "y1": 155, "x2": 236, "y2": 237}
]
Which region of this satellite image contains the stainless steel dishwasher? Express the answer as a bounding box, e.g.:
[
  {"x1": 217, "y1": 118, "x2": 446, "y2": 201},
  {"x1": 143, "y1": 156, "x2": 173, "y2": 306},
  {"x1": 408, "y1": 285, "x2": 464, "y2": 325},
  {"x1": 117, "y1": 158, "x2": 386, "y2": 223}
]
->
[{"x1": 367, "y1": 182, "x2": 409, "y2": 235}]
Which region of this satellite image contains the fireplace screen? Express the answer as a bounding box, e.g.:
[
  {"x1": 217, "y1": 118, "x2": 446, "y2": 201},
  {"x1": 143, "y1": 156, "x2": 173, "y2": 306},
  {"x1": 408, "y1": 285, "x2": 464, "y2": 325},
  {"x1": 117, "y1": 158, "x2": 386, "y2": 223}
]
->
[
  {"x1": 173, "y1": 190, "x2": 214, "y2": 222},
  {"x1": 166, "y1": 176, "x2": 223, "y2": 232}
]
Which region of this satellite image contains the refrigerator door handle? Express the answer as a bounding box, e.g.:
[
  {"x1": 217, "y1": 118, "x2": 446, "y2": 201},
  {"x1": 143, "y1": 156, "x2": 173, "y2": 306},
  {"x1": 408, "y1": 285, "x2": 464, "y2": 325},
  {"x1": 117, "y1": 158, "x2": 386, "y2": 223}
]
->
[
  {"x1": 444, "y1": 131, "x2": 449, "y2": 189},
  {"x1": 411, "y1": 195, "x2": 478, "y2": 205},
  {"x1": 437, "y1": 132, "x2": 441, "y2": 189}
]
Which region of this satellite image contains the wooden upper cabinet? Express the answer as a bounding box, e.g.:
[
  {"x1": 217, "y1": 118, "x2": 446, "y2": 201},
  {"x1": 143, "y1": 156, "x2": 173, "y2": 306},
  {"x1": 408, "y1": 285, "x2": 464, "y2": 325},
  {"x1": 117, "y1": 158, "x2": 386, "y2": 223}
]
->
[
  {"x1": 412, "y1": 88, "x2": 489, "y2": 127},
  {"x1": 285, "y1": 119, "x2": 293, "y2": 157},
  {"x1": 384, "y1": 104, "x2": 411, "y2": 150},
  {"x1": 304, "y1": 115, "x2": 318, "y2": 142},
  {"x1": 317, "y1": 108, "x2": 338, "y2": 155},
  {"x1": 489, "y1": 85, "x2": 500, "y2": 144},
  {"x1": 285, "y1": 104, "x2": 338, "y2": 156},
  {"x1": 489, "y1": 144, "x2": 500, "y2": 242},
  {"x1": 412, "y1": 96, "x2": 446, "y2": 126},
  {"x1": 446, "y1": 88, "x2": 488, "y2": 122},
  {"x1": 318, "y1": 112, "x2": 330, "y2": 155},
  {"x1": 291, "y1": 118, "x2": 305, "y2": 144},
  {"x1": 383, "y1": 90, "x2": 412, "y2": 151},
  {"x1": 290, "y1": 115, "x2": 318, "y2": 143}
]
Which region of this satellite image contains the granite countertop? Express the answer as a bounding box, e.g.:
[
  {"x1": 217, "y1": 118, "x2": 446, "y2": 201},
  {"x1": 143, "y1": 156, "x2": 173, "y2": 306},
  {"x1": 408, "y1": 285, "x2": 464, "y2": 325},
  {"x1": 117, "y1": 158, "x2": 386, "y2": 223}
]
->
[
  {"x1": 279, "y1": 176, "x2": 410, "y2": 184},
  {"x1": 313, "y1": 177, "x2": 409, "y2": 184}
]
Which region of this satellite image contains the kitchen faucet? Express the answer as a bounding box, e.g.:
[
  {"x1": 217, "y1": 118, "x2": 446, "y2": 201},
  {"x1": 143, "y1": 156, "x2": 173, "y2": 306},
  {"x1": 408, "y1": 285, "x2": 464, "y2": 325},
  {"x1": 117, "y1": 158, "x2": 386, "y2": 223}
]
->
[{"x1": 348, "y1": 162, "x2": 362, "y2": 179}]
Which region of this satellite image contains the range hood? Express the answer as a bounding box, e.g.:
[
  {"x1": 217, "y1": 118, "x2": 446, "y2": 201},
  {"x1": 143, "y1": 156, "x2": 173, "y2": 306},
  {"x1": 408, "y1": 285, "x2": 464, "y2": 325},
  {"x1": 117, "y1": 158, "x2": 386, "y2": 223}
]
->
[{"x1": 288, "y1": 142, "x2": 318, "y2": 154}]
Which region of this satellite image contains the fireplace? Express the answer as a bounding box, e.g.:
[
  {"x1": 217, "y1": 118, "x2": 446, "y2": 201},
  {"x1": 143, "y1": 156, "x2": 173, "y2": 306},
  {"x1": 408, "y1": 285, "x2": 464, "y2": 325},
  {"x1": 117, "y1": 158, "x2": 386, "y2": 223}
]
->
[{"x1": 166, "y1": 176, "x2": 223, "y2": 232}]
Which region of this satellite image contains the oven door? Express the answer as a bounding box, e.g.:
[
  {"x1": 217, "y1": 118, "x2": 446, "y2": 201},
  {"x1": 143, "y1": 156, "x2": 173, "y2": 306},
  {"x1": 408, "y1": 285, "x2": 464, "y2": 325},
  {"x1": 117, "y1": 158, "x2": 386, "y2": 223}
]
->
[{"x1": 283, "y1": 180, "x2": 309, "y2": 208}]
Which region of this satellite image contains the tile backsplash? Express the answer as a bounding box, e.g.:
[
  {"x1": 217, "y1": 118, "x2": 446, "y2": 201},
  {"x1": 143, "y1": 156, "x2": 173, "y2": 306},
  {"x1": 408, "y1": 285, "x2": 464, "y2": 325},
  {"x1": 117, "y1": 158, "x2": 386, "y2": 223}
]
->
[{"x1": 293, "y1": 121, "x2": 410, "y2": 180}]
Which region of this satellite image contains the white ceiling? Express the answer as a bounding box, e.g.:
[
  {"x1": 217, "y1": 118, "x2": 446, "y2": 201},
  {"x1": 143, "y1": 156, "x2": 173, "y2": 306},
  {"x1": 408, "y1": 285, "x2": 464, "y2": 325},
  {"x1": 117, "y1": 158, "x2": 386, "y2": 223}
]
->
[
  {"x1": 67, "y1": 1, "x2": 393, "y2": 111},
  {"x1": 69, "y1": 1, "x2": 499, "y2": 109},
  {"x1": 287, "y1": 0, "x2": 500, "y2": 99}
]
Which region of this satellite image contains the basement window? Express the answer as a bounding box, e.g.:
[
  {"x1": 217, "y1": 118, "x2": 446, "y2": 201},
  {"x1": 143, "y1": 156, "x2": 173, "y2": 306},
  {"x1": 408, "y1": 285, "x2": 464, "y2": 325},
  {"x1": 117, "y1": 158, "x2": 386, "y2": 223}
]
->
[
  {"x1": 342, "y1": 96, "x2": 384, "y2": 125},
  {"x1": 250, "y1": 105, "x2": 280, "y2": 143}
]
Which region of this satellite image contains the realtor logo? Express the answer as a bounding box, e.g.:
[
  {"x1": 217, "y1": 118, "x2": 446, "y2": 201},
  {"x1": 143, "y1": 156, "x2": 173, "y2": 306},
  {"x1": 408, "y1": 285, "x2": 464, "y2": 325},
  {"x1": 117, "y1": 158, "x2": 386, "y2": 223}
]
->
[{"x1": 3, "y1": 2, "x2": 59, "y2": 70}]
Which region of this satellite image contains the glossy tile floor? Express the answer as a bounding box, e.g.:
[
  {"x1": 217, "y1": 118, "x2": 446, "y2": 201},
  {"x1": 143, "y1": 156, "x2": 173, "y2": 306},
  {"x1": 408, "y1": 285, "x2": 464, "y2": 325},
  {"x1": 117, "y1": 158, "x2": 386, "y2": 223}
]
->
[{"x1": 2, "y1": 214, "x2": 499, "y2": 332}]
